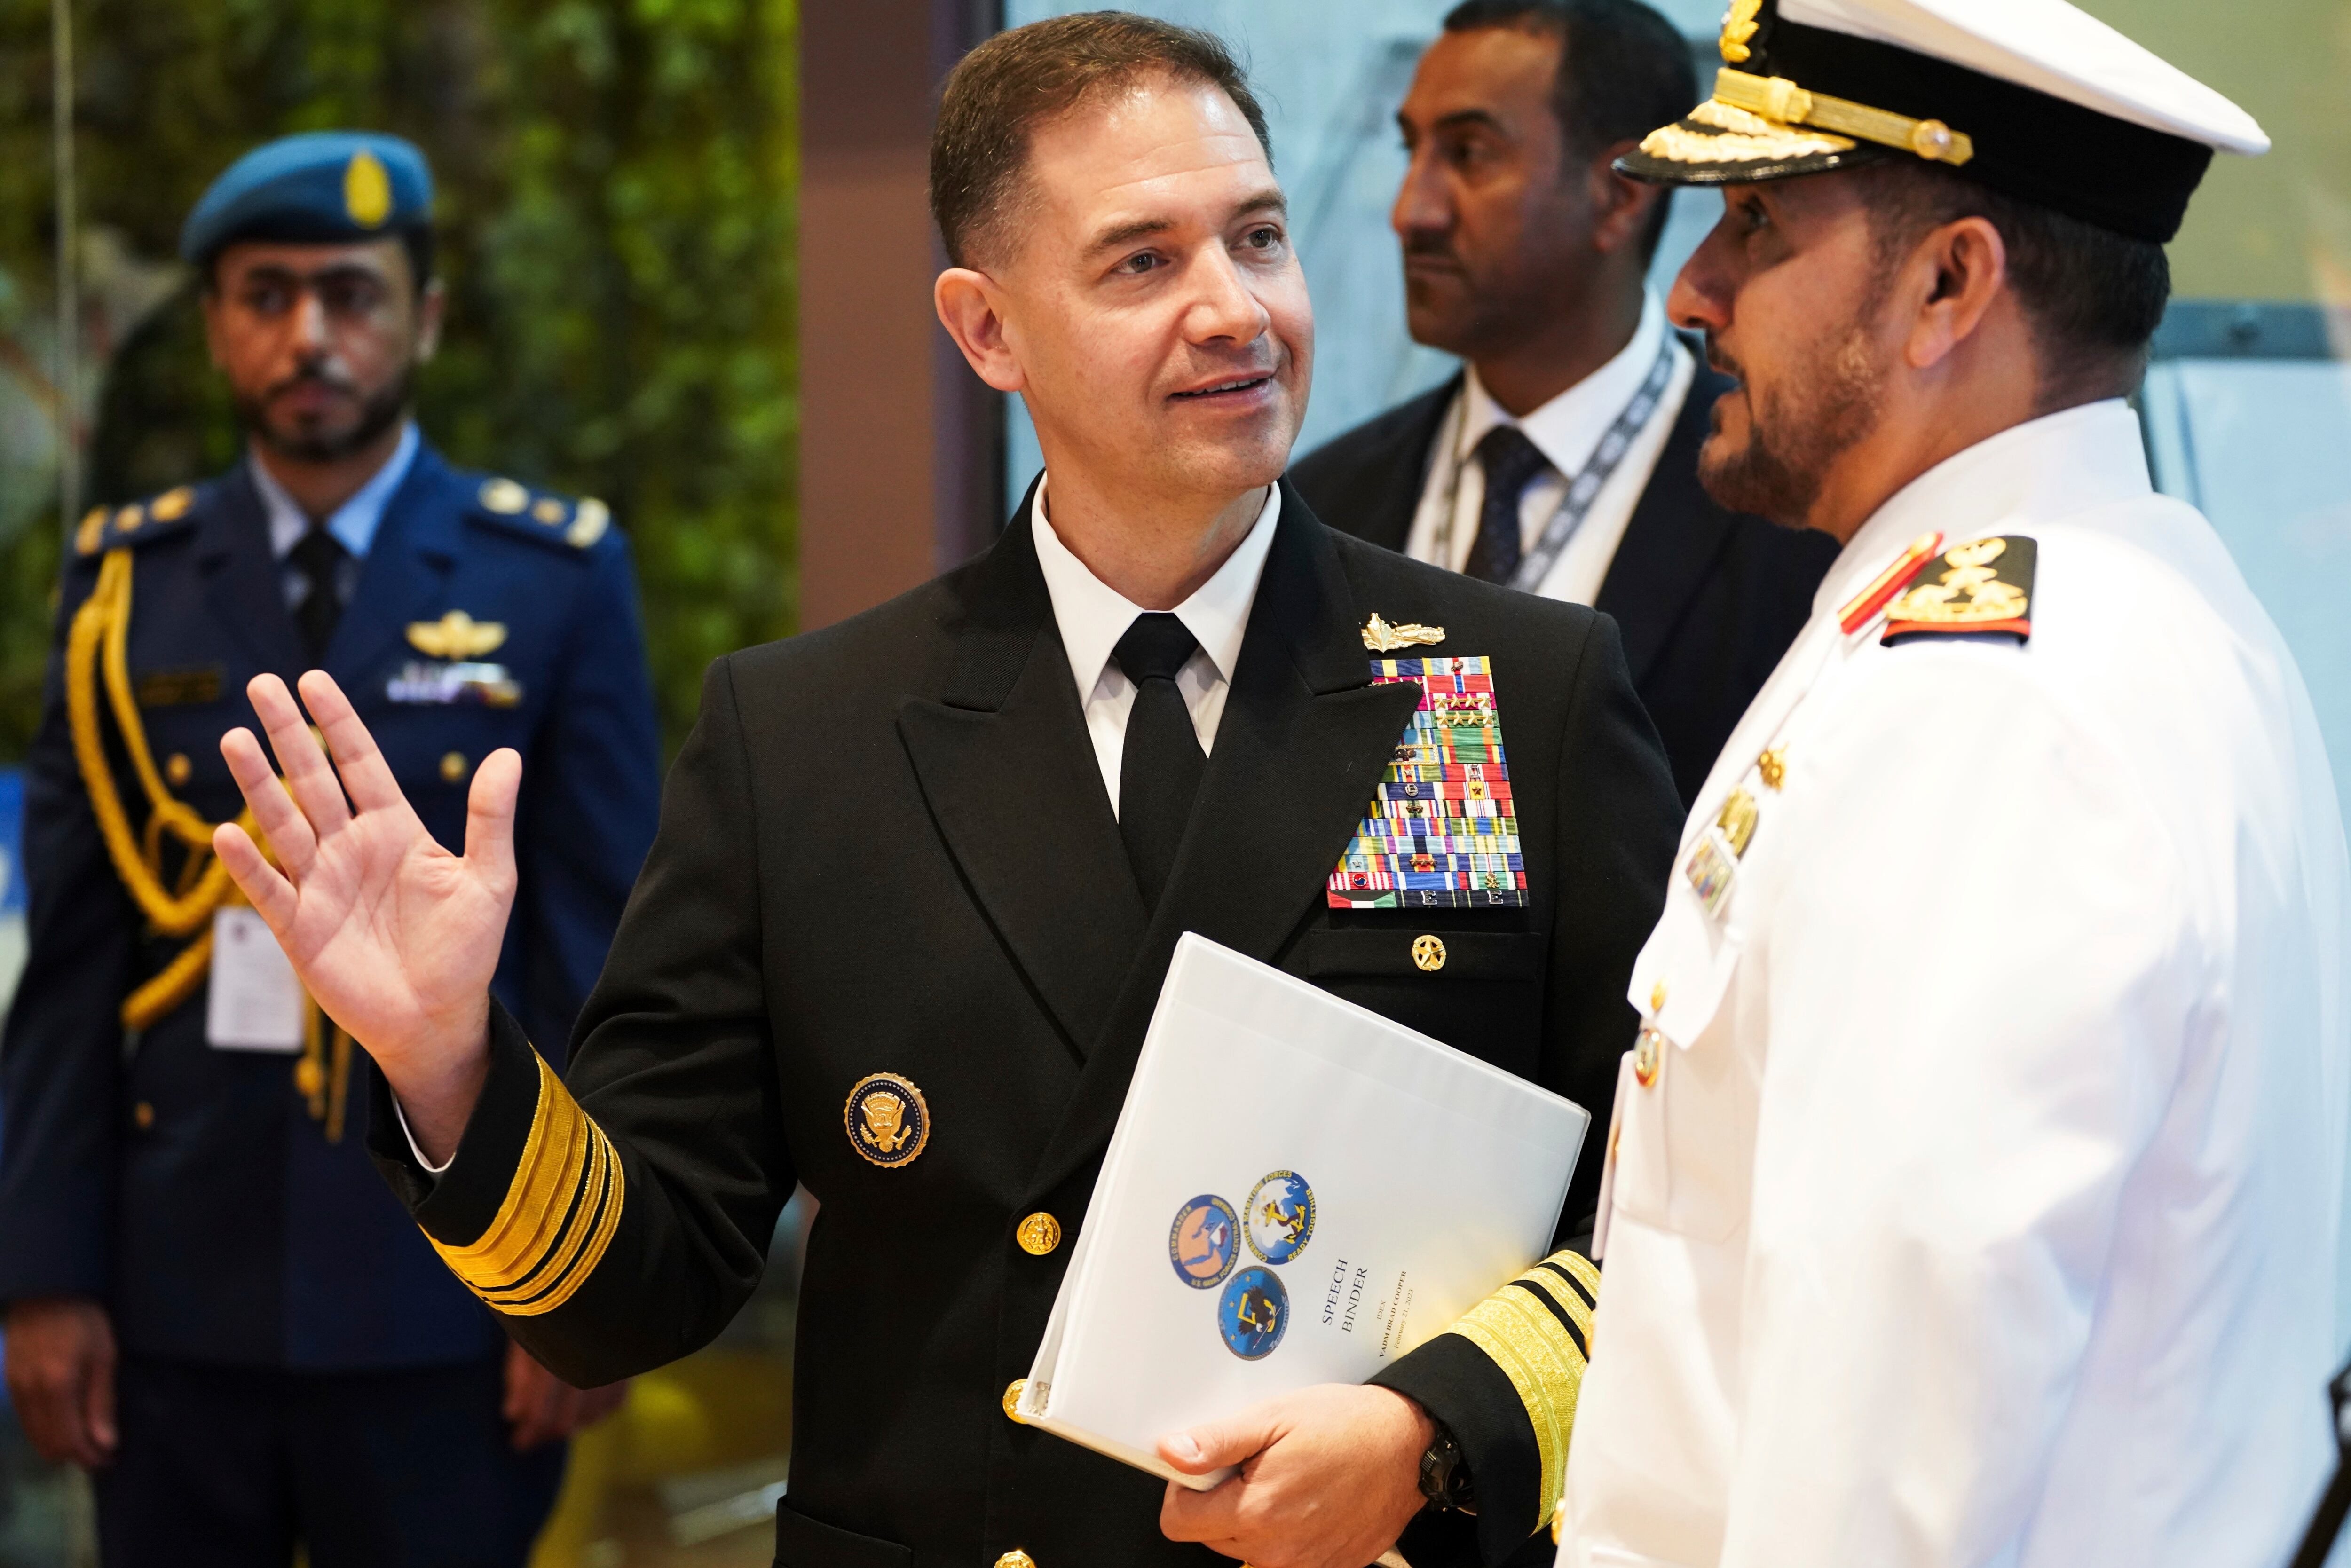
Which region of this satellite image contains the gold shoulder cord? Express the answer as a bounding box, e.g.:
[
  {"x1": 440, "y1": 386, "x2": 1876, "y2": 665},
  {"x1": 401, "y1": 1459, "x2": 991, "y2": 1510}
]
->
[{"x1": 65, "y1": 548, "x2": 355, "y2": 1137}]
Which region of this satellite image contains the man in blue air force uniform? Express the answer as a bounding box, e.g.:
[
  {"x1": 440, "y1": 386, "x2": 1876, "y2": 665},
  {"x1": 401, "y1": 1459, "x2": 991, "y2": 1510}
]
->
[{"x1": 0, "y1": 133, "x2": 663, "y2": 1566}]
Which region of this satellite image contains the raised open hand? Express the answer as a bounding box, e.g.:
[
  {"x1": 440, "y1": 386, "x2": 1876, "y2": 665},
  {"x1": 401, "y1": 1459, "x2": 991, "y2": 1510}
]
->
[{"x1": 214, "y1": 670, "x2": 516, "y2": 1158}]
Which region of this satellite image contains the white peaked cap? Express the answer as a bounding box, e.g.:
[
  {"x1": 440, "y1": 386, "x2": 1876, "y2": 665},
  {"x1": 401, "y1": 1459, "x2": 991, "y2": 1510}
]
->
[{"x1": 1784, "y1": 0, "x2": 2267, "y2": 155}]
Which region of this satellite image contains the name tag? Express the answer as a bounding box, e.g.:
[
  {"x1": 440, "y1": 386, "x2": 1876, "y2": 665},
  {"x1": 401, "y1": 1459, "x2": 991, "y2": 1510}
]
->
[
  {"x1": 387, "y1": 660, "x2": 522, "y2": 707},
  {"x1": 205, "y1": 907, "x2": 304, "y2": 1051}
]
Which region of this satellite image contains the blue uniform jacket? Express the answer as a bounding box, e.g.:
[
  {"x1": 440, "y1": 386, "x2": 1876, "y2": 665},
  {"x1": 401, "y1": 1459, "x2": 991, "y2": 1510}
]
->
[{"x1": 0, "y1": 442, "x2": 662, "y2": 1370}]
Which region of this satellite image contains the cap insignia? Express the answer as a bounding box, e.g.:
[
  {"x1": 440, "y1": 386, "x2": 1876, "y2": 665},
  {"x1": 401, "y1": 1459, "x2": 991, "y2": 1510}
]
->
[
  {"x1": 479, "y1": 477, "x2": 529, "y2": 515},
  {"x1": 406, "y1": 610, "x2": 509, "y2": 661},
  {"x1": 1720, "y1": 0, "x2": 1761, "y2": 64},
  {"x1": 1883, "y1": 536, "x2": 2036, "y2": 646},
  {"x1": 345, "y1": 150, "x2": 393, "y2": 228},
  {"x1": 1361, "y1": 613, "x2": 1445, "y2": 653}
]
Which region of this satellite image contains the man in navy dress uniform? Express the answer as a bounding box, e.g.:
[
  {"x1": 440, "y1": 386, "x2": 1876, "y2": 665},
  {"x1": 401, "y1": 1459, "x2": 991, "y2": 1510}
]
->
[{"x1": 0, "y1": 133, "x2": 663, "y2": 1566}]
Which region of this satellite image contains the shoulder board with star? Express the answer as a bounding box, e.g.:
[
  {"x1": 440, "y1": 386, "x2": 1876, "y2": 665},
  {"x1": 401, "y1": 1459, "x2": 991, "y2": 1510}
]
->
[
  {"x1": 74, "y1": 484, "x2": 204, "y2": 558},
  {"x1": 1881, "y1": 535, "x2": 2036, "y2": 646},
  {"x1": 464, "y1": 474, "x2": 615, "y2": 554}
]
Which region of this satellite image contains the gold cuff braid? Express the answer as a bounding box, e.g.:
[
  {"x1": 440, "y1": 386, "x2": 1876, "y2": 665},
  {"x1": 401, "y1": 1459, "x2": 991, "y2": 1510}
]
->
[
  {"x1": 1437, "y1": 1250, "x2": 1601, "y2": 1535},
  {"x1": 429, "y1": 1051, "x2": 626, "y2": 1317}
]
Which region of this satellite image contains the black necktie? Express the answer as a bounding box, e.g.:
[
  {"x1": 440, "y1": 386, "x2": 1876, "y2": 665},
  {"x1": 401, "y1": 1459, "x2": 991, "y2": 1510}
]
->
[
  {"x1": 1112, "y1": 613, "x2": 1207, "y2": 909},
  {"x1": 288, "y1": 526, "x2": 347, "y2": 663},
  {"x1": 1462, "y1": 424, "x2": 1550, "y2": 586}
]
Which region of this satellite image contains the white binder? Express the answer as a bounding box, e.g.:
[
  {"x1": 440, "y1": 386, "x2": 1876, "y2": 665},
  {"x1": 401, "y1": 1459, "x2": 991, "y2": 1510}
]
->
[{"x1": 1018, "y1": 933, "x2": 1590, "y2": 1489}]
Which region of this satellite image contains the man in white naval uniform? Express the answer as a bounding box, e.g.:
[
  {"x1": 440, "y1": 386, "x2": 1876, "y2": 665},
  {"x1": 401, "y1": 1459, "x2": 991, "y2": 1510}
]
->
[{"x1": 1544, "y1": 0, "x2": 2351, "y2": 1564}]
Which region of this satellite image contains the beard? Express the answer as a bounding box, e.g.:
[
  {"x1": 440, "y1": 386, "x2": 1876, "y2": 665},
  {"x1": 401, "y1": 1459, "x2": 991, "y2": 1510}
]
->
[
  {"x1": 237, "y1": 364, "x2": 412, "y2": 464},
  {"x1": 1697, "y1": 299, "x2": 1889, "y2": 526}
]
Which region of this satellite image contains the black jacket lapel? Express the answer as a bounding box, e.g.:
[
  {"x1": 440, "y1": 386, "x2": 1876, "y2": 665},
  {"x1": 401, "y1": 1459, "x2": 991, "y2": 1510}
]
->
[
  {"x1": 897, "y1": 497, "x2": 1150, "y2": 1065},
  {"x1": 197, "y1": 465, "x2": 306, "y2": 677},
  {"x1": 1024, "y1": 487, "x2": 1420, "y2": 1200},
  {"x1": 1593, "y1": 360, "x2": 1739, "y2": 686}
]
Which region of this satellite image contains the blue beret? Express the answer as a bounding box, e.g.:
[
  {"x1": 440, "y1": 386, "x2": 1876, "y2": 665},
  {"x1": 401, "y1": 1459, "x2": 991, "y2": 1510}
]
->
[{"x1": 179, "y1": 132, "x2": 434, "y2": 265}]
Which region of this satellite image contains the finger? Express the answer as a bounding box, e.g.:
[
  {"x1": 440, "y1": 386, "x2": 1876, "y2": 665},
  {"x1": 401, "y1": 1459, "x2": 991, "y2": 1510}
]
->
[
  {"x1": 1160, "y1": 1401, "x2": 1282, "y2": 1473},
  {"x1": 247, "y1": 675, "x2": 352, "y2": 836},
  {"x1": 297, "y1": 670, "x2": 408, "y2": 815},
  {"x1": 219, "y1": 727, "x2": 316, "y2": 876},
  {"x1": 465, "y1": 749, "x2": 522, "y2": 893},
  {"x1": 213, "y1": 824, "x2": 299, "y2": 932},
  {"x1": 84, "y1": 1339, "x2": 117, "y2": 1460},
  {"x1": 1158, "y1": 1477, "x2": 1243, "y2": 1546}
]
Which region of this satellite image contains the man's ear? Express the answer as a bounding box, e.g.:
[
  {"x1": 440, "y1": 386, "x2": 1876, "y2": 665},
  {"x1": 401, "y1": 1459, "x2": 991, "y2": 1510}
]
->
[
  {"x1": 1586, "y1": 141, "x2": 1658, "y2": 257},
  {"x1": 1903, "y1": 214, "x2": 2008, "y2": 372},
  {"x1": 414, "y1": 279, "x2": 447, "y2": 366},
  {"x1": 935, "y1": 268, "x2": 1026, "y2": 393}
]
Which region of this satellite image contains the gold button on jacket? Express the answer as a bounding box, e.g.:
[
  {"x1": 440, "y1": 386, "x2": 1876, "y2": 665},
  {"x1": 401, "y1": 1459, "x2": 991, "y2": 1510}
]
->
[
  {"x1": 1015, "y1": 1212, "x2": 1061, "y2": 1255},
  {"x1": 994, "y1": 1552, "x2": 1036, "y2": 1568}
]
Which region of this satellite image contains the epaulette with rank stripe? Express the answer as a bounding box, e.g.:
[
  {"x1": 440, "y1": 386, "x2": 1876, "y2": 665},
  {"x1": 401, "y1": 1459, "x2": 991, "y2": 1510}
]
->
[
  {"x1": 468, "y1": 474, "x2": 612, "y2": 552},
  {"x1": 1882, "y1": 535, "x2": 2036, "y2": 646},
  {"x1": 75, "y1": 485, "x2": 200, "y2": 557}
]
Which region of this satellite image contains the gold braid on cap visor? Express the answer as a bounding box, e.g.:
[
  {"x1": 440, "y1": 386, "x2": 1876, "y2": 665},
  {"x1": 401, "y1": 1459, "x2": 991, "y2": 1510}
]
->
[{"x1": 1639, "y1": 67, "x2": 1976, "y2": 169}]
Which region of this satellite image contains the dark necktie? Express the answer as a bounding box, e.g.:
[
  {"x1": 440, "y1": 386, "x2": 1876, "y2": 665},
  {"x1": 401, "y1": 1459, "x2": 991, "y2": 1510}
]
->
[
  {"x1": 288, "y1": 525, "x2": 347, "y2": 663},
  {"x1": 1112, "y1": 612, "x2": 1207, "y2": 909},
  {"x1": 1461, "y1": 424, "x2": 1550, "y2": 586}
]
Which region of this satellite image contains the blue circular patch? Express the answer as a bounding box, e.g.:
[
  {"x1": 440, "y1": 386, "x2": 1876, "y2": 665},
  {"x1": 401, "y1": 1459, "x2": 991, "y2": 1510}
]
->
[
  {"x1": 1217, "y1": 1266, "x2": 1289, "y2": 1360},
  {"x1": 1244, "y1": 1170, "x2": 1315, "y2": 1264},
  {"x1": 1168, "y1": 1194, "x2": 1241, "y2": 1289}
]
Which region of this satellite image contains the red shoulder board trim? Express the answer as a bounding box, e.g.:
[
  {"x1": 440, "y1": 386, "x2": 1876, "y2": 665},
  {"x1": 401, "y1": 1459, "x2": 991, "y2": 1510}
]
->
[
  {"x1": 1838, "y1": 532, "x2": 1944, "y2": 635},
  {"x1": 1882, "y1": 535, "x2": 2037, "y2": 646}
]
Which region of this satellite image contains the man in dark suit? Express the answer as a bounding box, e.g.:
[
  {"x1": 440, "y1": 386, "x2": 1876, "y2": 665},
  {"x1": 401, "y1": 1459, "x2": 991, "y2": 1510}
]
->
[
  {"x1": 210, "y1": 21, "x2": 1680, "y2": 1568},
  {"x1": 1289, "y1": 0, "x2": 1837, "y2": 805},
  {"x1": 0, "y1": 133, "x2": 660, "y2": 1565}
]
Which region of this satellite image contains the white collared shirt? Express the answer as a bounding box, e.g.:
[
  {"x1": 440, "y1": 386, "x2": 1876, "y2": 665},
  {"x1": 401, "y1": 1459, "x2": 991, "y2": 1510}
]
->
[
  {"x1": 1030, "y1": 476, "x2": 1281, "y2": 816},
  {"x1": 1556, "y1": 401, "x2": 2351, "y2": 1568},
  {"x1": 1405, "y1": 289, "x2": 1693, "y2": 605},
  {"x1": 250, "y1": 419, "x2": 421, "y2": 609}
]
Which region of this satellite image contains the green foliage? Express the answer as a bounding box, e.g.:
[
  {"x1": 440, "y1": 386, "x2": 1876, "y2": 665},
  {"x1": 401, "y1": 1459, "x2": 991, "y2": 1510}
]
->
[{"x1": 0, "y1": 0, "x2": 798, "y2": 758}]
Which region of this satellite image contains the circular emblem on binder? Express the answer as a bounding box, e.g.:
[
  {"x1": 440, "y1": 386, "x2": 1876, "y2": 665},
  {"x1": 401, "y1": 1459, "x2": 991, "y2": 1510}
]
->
[
  {"x1": 844, "y1": 1072, "x2": 929, "y2": 1167},
  {"x1": 1244, "y1": 1171, "x2": 1315, "y2": 1265},
  {"x1": 1217, "y1": 1266, "x2": 1289, "y2": 1360},
  {"x1": 1168, "y1": 1194, "x2": 1240, "y2": 1289}
]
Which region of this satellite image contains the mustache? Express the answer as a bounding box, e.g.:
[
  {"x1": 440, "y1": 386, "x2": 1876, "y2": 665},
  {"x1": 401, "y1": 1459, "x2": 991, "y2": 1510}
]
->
[
  {"x1": 264, "y1": 365, "x2": 361, "y2": 403},
  {"x1": 1400, "y1": 234, "x2": 1458, "y2": 263}
]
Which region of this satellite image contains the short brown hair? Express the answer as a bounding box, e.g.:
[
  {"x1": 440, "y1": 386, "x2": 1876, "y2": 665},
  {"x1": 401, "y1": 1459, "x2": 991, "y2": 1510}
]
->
[{"x1": 930, "y1": 12, "x2": 1274, "y2": 268}]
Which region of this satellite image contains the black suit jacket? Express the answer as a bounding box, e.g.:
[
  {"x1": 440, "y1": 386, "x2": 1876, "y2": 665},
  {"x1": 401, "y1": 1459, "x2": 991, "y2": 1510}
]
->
[
  {"x1": 1290, "y1": 362, "x2": 1838, "y2": 806},
  {"x1": 373, "y1": 487, "x2": 1682, "y2": 1567}
]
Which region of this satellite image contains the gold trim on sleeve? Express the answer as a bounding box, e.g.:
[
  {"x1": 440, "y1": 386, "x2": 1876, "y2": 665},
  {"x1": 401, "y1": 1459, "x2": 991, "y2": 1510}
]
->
[
  {"x1": 428, "y1": 1052, "x2": 628, "y2": 1317},
  {"x1": 1437, "y1": 1250, "x2": 1601, "y2": 1534}
]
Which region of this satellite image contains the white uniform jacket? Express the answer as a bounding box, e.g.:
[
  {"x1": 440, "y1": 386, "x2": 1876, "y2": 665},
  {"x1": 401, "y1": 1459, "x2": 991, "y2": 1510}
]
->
[{"x1": 1555, "y1": 402, "x2": 2351, "y2": 1568}]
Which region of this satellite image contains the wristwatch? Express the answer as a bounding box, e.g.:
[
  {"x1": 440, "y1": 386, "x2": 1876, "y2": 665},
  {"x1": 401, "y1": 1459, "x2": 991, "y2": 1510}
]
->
[{"x1": 1417, "y1": 1419, "x2": 1476, "y2": 1513}]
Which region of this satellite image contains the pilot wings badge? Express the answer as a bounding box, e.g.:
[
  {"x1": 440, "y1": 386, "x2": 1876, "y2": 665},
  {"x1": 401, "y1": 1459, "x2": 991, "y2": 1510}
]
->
[{"x1": 406, "y1": 610, "x2": 509, "y2": 660}]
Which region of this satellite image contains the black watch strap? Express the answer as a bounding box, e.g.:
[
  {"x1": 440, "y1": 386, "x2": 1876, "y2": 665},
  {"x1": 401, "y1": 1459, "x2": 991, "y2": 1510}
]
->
[{"x1": 1417, "y1": 1419, "x2": 1476, "y2": 1513}]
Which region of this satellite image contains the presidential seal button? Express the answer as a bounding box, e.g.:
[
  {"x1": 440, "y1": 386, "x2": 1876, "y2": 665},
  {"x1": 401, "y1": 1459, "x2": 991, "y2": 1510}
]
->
[
  {"x1": 479, "y1": 477, "x2": 529, "y2": 514},
  {"x1": 844, "y1": 1072, "x2": 929, "y2": 1167},
  {"x1": 1411, "y1": 934, "x2": 1446, "y2": 972},
  {"x1": 1633, "y1": 1026, "x2": 1663, "y2": 1088},
  {"x1": 1016, "y1": 1212, "x2": 1062, "y2": 1255},
  {"x1": 1003, "y1": 1379, "x2": 1029, "y2": 1424}
]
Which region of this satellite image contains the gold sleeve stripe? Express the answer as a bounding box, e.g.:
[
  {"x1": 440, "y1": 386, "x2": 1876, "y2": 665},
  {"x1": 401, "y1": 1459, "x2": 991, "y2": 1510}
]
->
[
  {"x1": 429, "y1": 1053, "x2": 626, "y2": 1317},
  {"x1": 1439, "y1": 1249, "x2": 1601, "y2": 1533}
]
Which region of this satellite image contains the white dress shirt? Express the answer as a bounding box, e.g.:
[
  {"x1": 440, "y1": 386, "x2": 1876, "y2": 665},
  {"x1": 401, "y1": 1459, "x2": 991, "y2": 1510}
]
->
[
  {"x1": 249, "y1": 419, "x2": 420, "y2": 609},
  {"x1": 1405, "y1": 289, "x2": 1692, "y2": 606},
  {"x1": 1556, "y1": 402, "x2": 2351, "y2": 1568},
  {"x1": 1030, "y1": 475, "x2": 1281, "y2": 816}
]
